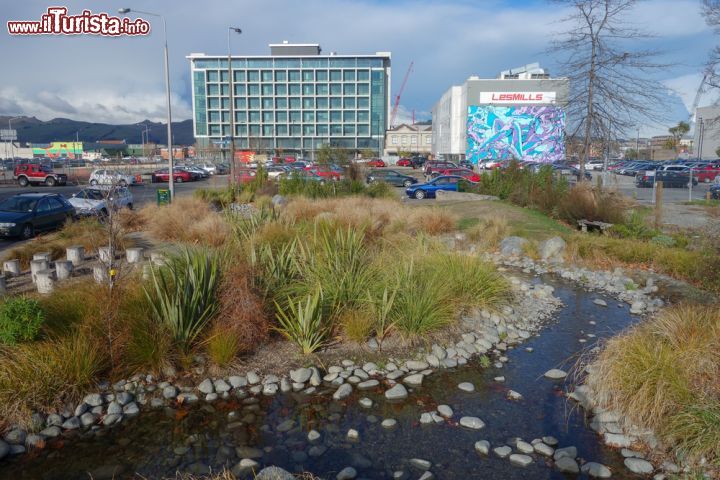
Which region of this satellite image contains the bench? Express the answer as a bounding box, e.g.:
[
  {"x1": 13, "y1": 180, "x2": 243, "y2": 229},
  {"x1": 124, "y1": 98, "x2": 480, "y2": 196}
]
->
[{"x1": 578, "y1": 219, "x2": 614, "y2": 234}]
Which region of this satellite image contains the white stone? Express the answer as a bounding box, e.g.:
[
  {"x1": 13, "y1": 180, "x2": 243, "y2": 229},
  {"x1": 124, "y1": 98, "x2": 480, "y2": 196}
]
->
[
  {"x1": 459, "y1": 416, "x2": 485, "y2": 430},
  {"x1": 474, "y1": 440, "x2": 490, "y2": 455},
  {"x1": 624, "y1": 458, "x2": 653, "y2": 474},
  {"x1": 543, "y1": 369, "x2": 568, "y2": 380},
  {"x1": 509, "y1": 454, "x2": 533, "y2": 467},
  {"x1": 385, "y1": 384, "x2": 408, "y2": 401},
  {"x1": 493, "y1": 446, "x2": 512, "y2": 458},
  {"x1": 457, "y1": 382, "x2": 475, "y2": 392},
  {"x1": 582, "y1": 462, "x2": 612, "y2": 478},
  {"x1": 437, "y1": 405, "x2": 453, "y2": 418}
]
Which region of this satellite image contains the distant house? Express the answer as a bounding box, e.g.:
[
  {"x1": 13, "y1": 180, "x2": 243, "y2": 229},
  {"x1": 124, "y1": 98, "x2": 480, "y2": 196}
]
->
[{"x1": 384, "y1": 124, "x2": 432, "y2": 156}]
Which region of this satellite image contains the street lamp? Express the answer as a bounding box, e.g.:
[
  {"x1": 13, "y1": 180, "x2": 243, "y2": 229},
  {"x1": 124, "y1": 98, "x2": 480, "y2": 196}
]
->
[
  {"x1": 227, "y1": 27, "x2": 242, "y2": 184},
  {"x1": 119, "y1": 7, "x2": 175, "y2": 199},
  {"x1": 6, "y1": 116, "x2": 22, "y2": 160}
]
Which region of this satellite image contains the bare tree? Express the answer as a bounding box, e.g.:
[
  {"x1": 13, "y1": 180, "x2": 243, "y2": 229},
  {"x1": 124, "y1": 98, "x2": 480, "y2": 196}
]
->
[
  {"x1": 549, "y1": 0, "x2": 671, "y2": 177},
  {"x1": 702, "y1": 1, "x2": 720, "y2": 88}
]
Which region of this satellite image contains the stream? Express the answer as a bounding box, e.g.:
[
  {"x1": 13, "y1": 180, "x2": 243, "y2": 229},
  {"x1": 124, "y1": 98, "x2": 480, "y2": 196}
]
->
[{"x1": 0, "y1": 275, "x2": 645, "y2": 479}]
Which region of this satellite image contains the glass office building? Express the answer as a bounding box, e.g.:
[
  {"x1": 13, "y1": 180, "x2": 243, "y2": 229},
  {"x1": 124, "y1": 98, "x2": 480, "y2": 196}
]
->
[{"x1": 188, "y1": 43, "x2": 391, "y2": 157}]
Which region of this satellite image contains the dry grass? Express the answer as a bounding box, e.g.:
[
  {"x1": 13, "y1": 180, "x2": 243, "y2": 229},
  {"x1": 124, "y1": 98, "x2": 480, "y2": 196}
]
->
[
  {"x1": 466, "y1": 214, "x2": 509, "y2": 249},
  {"x1": 587, "y1": 304, "x2": 720, "y2": 463},
  {"x1": 133, "y1": 197, "x2": 231, "y2": 247},
  {"x1": 558, "y1": 182, "x2": 629, "y2": 225},
  {"x1": 339, "y1": 308, "x2": 375, "y2": 343}
]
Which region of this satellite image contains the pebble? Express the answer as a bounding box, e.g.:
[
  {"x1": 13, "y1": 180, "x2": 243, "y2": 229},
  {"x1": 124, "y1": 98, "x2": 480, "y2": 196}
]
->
[
  {"x1": 406, "y1": 360, "x2": 429, "y2": 371},
  {"x1": 336, "y1": 467, "x2": 357, "y2": 480},
  {"x1": 409, "y1": 458, "x2": 432, "y2": 471},
  {"x1": 494, "y1": 376, "x2": 505, "y2": 382},
  {"x1": 197, "y1": 379, "x2": 214, "y2": 394},
  {"x1": 543, "y1": 369, "x2": 568, "y2": 380},
  {"x1": 553, "y1": 446, "x2": 577, "y2": 460},
  {"x1": 290, "y1": 368, "x2": 312, "y2": 384},
  {"x1": 556, "y1": 457, "x2": 580, "y2": 473},
  {"x1": 493, "y1": 446, "x2": 512, "y2": 458},
  {"x1": 516, "y1": 441, "x2": 534, "y2": 454},
  {"x1": 437, "y1": 405, "x2": 453, "y2": 418},
  {"x1": 358, "y1": 397, "x2": 373, "y2": 408},
  {"x1": 346, "y1": 429, "x2": 359, "y2": 441},
  {"x1": 507, "y1": 390, "x2": 523, "y2": 400},
  {"x1": 357, "y1": 379, "x2": 379, "y2": 390},
  {"x1": 593, "y1": 299, "x2": 608, "y2": 307},
  {"x1": 582, "y1": 462, "x2": 613, "y2": 478},
  {"x1": 474, "y1": 440, "x2": 490, "y2": 455},
  {"x1": 509, "y1": 454, "x2": 533, "y2": 467},
  {"x1": 333, "y1": 384, "x2": 353, "y2": 401},
  {"x1": 402, "y1": 374, "x2": 424, "y2": 387},
  {"x1": 307, "y1": 430, "x2": 321, "y2": 443},
  {"x1": 457, "y1": 382, "x2": 475, "y2": 392},
  {"x1": 384, "y1": 384, "x2": 408, "y2": 401},
  {"x1": 246, "y1": 371, "x2": 260, "y2": 384},
  {"x1": 533, "y1": 442, "x2": 554, "y2": 456},
  {"x1": 624, "y1": 458, "x2": 654, "y2": 474},
  {"x1": 162, "y1": 386, "x2": 178, "y2": 399},
  {"x1": 542, "y1": 436, "x2": 559, "y2": 446},
  {"x1": 459, "y1": 416, "x2": 485, "y2": 430},
  {"x1": 381, "y1": 419, "x2": 397, "y2": 429},
  {"x1": 229, "y1": 376, "x2": 247, "y2": 388}
]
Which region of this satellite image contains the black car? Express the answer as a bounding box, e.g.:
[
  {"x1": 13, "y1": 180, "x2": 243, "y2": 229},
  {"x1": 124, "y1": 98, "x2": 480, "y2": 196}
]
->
[
  {"x1": 0, "y1": 193, "x2": 76, "y2": 239},
  {"x1": 366, "y1": 169, "x2": 418, "y2": 188},
  {"x1": 636, "y1": 170, "x2": 698, "y2": 188},
  {"x1": 710, "y1": 183, "x2": 720, "y2": 199}
]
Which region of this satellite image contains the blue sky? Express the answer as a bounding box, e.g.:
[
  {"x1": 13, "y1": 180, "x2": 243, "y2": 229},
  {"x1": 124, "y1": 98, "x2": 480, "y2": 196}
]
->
[{"x1": 1, "y1": 0, "x2": 717, "y2": 136}]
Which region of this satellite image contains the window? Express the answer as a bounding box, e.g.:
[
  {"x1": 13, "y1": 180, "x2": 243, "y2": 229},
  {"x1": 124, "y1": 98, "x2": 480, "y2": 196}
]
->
[
  {"x1": 317, "y1": 111, "x2": 329, "y2": 122},
  {"x1": 36, "y1": 199, "x2": 51, "y2": 213},
  {"x1": 275, "y1": 84, "x2": 287, "y2": 95},
  {"x1": 303, "y1": 125, "x2": 315, "y2": 135},
  {"x1": 411, "y1": 136, "x2": 418, "y2": 144},
  {"x1": 247, "y1": 59, "x2": 272, "y2": 68},
  {"x1": 234, "y1": 111, "x2": 246, "y2": 123},
  {"x1": 357, "y1": 70, "x2": 370, "y2": 81},
  {"x1": 289, "y1": 97, "x2": 301, "y2": 109},
  {"x1": 261, "y1": 70, "x2": 273, "y2": 82},
  {"x1": 248, "y1": 84, "x2": 260, "y2": 96},
  {"x1": 330, "y1": 83, "x2": 342, "y2": 95},
  {"x1": 303, "y1": 98, "x2": 314, "y2": 109},
  {"x1": 302, "y1": 84, "x2": 314, "y2": 95},
  {"x1": 262, "y1": 84, "x2": 273, "y2": 96},
  {"x1": 401, "y1": 137, "x2": 408, "y2": 145},
  {"x1": 288, "y1": 70, "x2": 301, "y2": 82},
  {"x1": 343, "y1": 111, "x2": 355, "y2": 122},
  {"x1": 275, "y1": 98, "x2": 287, "y2": 109},
  {"x1": 249, "y1": 125, "x2": 260, "y2": 136},
  {"x1": 316, "y1": 84, "x2": 328, "y2": 95},
  {"x1": 208, "y1": 98, "x2": 220, "y2": 109},
  {"x1": 358, "y1": 97, "x2": 369, "y2": 108},
  {"x1": 303, "y1": 111, "x2": 314, "y2": 122},
  {"x1": 276, "y1": 125, "x2": 288, "y2": 136},
  {"x1": 262, "y1": 125, "x2": 273, "y2": 136},
  {"x1": 234, "y1": 84, "x2": 246, "y2": 96},
  {"x1": 233, "y1": 71, "x2": 246, "y2": 82},
  {"x1": 209, "y1": 111, "x2": 220, "y2": 122},
  {"x1": 220, "y1": 85, "x2": 229, "y2": 96},
  {"x1": 249, "y1": 111, "x2": 260, "y2": 122},
  {"x1": 235, "y1": 98, "x2": 246, "y2": 109},
  {"x1": 330, "y1": 98, "x2": 342, "y2": 109},
  {"x1": 357, "y1": 84, "x2": 369, "y2": 95},
  {"x1": 302, "y1": 70, "x2": 314, "y2": 81},
  {"x1": 317, "y1": 124, "x2": 329, "y2": 135},
  {"x1": 425, "y1": 136, "x2": 432, "y2": 144},
  {"x1": 276, "y1": 111, "x2": 288, "y2": 122},
  {"x1": 391, "y1": 135, "x2": 398, "y2": 145},
  {"x1": 357, "y1": 111, "x2": 369, "y2": 123},
  {"x1": 316, "y1": 70, "x2": 328, "y2": 81},
  {"x1": 220, "y1": 71, "x2": 229, "y2": 82},
  {"x1": 330, "y1": 111, "x2": 342, "y2": 123},
  {"x1": 247, "y1": 70, "x2": 259, "y2": 82},
  {"x1": 262, "y1": 112, "x2": 274, "y2": 122},
  {"x1": 343, "y1": 98, "x2": 356, "y2": 109},
  {"x1": 275, "y1": 70, "x2": 287, "y2": 82},
  {"x1": 343, "y1": 125, "x2": 355, "y2": 135},
  {"x1": 290, "y1": 125, "x2": 301, "y2": 136},
  {"x1": 290, "y1": 111, "x2": 301, "y2": 123},
  {"x1": 343, "y1": 84, "x2": 356, "y2": 95},
  {"x1": 275, "y1": 59, "x2": 301, "y2": 68},
  {"x1": 316, "y1": 97, "x2": 329, "y2": 109},
  {"x1": 207, "y1": 84, "x2": 219, "y2": 95},
  {"x1": 331, "y1": 125, "x2": 342, "y2": 135},
  {"x1": 248, "y1": 98, "x2": 260, "y2": 109},
  {"x1": 209, "y1": 124, "x2": 221, "y2": 135},
  {"x1": 207, "y1": 71, "x2": 219, "y2": 82},
  {"x1": 343, "y1": 70, "x2": 356, "y2": 81},
  {"x1": 330, "y1": 70, "x2": 342, "y2": 81},
  {"x1": 289, "y1": 84, "x2": 301, "y2": 96},
  {"x1": 357, "y1": 125, "x2": 369, "y2": 136}
]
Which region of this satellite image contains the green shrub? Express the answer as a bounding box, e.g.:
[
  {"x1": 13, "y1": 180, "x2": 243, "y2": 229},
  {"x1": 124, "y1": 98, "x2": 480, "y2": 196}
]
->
[
  {"x1": 365, "y1": 181, "x2": 397, "y2": 199},
  {"x1": 0, "y1": 297, "x2": 45, "y2": 345},
  {"x1": 145, "y1": 248, "x2": 222, "y2": 353},
  {"x1": 275, "y1": 288, "x2": 329, "y2": 354}
]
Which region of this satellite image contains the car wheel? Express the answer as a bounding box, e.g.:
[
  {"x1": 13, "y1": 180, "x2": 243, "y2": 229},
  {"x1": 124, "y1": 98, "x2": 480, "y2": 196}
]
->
[
  {"x1": 90, "y1": 179, "x2": 98, "y2": 186},
  {"x1": 414, "y1": 190, "x2": 426, "y2": 200},
  {"x1": 403, "y1": 180, "x2": 413, "y2": 188},
  {"x1": 175, "y1": 176, "x2": 183, "y2": 183},
  {"x1": 119, "y1": 180, "x2": 127, "y2": 187},
  {"x1": 18, "y1": 176, "x2": 28, "y2": 187},
  {"x1": 45, "y1": 176, "x2": 56, "y2": 187},
  {"x1": 20, "y1": 223, "x2": 34, "y2": 240},
  {"x1": 127, "y1": 203, "x2": 134, "y2": 210}
]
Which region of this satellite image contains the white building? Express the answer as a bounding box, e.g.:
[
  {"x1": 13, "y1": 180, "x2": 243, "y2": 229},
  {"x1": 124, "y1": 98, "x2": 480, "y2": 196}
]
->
[
  {"x1": 694, "y1": 106, "x2": 720, "y2": 160},
  {"x1": 431, "y1": 63, "x2": 569, "y2": 163},
  {"x1": 384, "y1": 124, "x2": 432, "y2": 156}
]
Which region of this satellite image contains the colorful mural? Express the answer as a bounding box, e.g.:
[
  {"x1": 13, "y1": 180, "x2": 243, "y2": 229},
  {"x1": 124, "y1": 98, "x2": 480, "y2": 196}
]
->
[
  {"x1": 466, "y1": 106, "x2": 565, "y2": 163},
  {"x1": 32, "y1": 142, "x2": 83, "y2": 159}
]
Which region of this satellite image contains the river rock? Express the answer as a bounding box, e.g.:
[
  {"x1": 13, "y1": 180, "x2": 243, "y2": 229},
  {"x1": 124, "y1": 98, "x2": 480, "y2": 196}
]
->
[
  {"x1": 214, "y1": 379, "x2": 231, "y2": 393},
  {"x1": 84, "y1": 393, "x2": 104, "y2": 407},
  {"x1": 162, "y1": 386, "x2": 178, "y2": 399},
  {"x1": 437, "y1": 405, "x2": 453, "y2": 418},
  {"x1": 346, "y1": 429, "x2": 359, "y2": 441},
  {"x1": 307, "y1": 429, "x2": 321, "y2": 442},
  {"x1": 262, "y1": 383, "x2": 278, "y2": 396},
  {"x1": 385, "y1": 384, "x2": 408, "y2": 401},
  {"x1": 197, "y1": 379, "x2": 214, "y2": 394},
  {"x1": 507, "y1": 390, "x2": 523, "y2": 400},
  {"x1": 459, "y1": 417, "x2": 485, "y2": 430},
  {"x1": 604, "y1": 433, "x2": 634, "y2": 448},
  {"x1": 543, "y1": 369, "x2": 568, "y2": 380},
  {"x1": 458, "y1": 382, "x2": 475, "y2": 392},
  {"x1": 246, "y1": 371, "x2": 260, "y2": 384},
  {"x1": 509, "y1": 454, "x2": 533, "y2": 467},
  {"x1": 406, "y1": 360, "x2": 429, "y2": 371},
  {"x1": 402, "y1": 374, "x2": 424, "y2": 387},
  {"x1": 582, "y1": 462, "x2": 612, "y2": 478},
  {"x1": 39, "y1": 426, "x2": 61, "y2": 438},
  {"x1": 276, "y1": 419, "x2": 295, "y2": 433},
  {"x1": 336, "y1": 466, "x2": 357, "y2": 480},
  {"x1": 256, "y1": 466, "x2": 294, "y2": 480},
  {"x1": 556, "y1": 457, "x2": 580, "y2": 473},
  {"x1": 229, "y1": 376, "x2": 247, "y2": 388},
  {"x1": 61, "y1": 417, "x2": 81, "y2": 430},
  {"x1": 542, "y1": 436, "x2": 558, "y2": 446},
  {"x1": 539, "y1": 236, "x2": 566, "y2": 261},
  {"x1": 624, "y1": 458, "x2": 654, "y2": 474},
  {"x1": 232, "y1": 458, "x2": 260, "y2": 477},
  {"x1": 593, "y1": 299, "x2": 608, "y2": 307},
  {"x1": 534, "y1": 442, "x2": 554, "y2": 456},
  {"x1": 290, "y1": 368, "x2": 312, "y2": 384},
  {"x1": 475, "y1": 440, "x2": 490, "y2": 455},
  {"x1": 553, "y1": 446, "x2": 577, "y2": 460},
  {"x1": 381, "y1": 418, "x2": 397, "y2": 429},
  {"x1": 494, "y1": 446, "x2": 512, "y2": 458},
  {"x1": 308, "y1": 445, "x2": 327, "y2": 457},
  {"x1": 236, "y1": 446, "x2": 263, "y2": 459},
  {"x1": 357, "y1": 379, "x2": 379, "y2": 390},
  {"x1": 46, "y1": 414, "x2": 64, "y2": 427},
  {"x1": 409, "y1": 458, "x2": 432, "y2": 471},
  {"x1": 102, "y1": 414, "x2": 121, "y2": 426},
  {"x1": 333, "y1": 383, "x2": 353, "y2": 400},
  {"x1": 500, "y1": 237, "x2": 528, "y2": 256},
  {"x1": 0, "y1": 440, "x2": 8, "y2": 460},
  {"x1": 516, "y1": 441, "x2": 534, "y2": 454},
  {"x1": 4, "y1": 429, "x2": 26, "y2": 445},
  {"x1": 80, "y1": 412, "x2": 96, "y2": 427},
  {"x1": 107, "y1": 401, "x2": 122, "y2": 415}
]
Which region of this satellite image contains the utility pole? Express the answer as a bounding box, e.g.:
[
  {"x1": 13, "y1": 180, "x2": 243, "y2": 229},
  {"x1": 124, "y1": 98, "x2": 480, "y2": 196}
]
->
[
  {"x1": 635, "y1": 127, "x2": 640, "y2": 159},
  {"x1": 228, "y1": 27, "x2": 241, "y2": 184}
]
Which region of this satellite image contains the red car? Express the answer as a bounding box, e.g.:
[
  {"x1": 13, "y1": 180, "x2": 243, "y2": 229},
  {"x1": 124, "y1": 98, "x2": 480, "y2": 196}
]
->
[
  {"x1": 310, "y1": 165, "x2": 343, "y2": 180},
  {"x1": 151, "y1": 167, "x2": 193, "y2": 183},
  {"x1": 367, "y1": 158, "x2": 386, "y2": 167},
  {"x1": 692, "y1": 164, "x2": 720, "y2": 183},
  {"x1": 235, "y1": 168, "x2": 258, "y2": 184},
  {"x1": 435, "y1": 168, "x2": 481, "y2": 182},
  {"x1": 14, "y1": 164, "x2": 68, "y2": 187},
  {"x1": 396, "y1": 158, "x2": 412, "y2": 167}
]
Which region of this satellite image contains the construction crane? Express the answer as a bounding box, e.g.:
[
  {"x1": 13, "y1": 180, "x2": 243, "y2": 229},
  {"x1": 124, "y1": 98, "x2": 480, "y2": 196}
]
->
[
  {"x1": 389, "y1": 61, "x2": 414, "y2": 127},
  {"x1": 689, "y1": 67, "x2": 713, "y2": 123}
]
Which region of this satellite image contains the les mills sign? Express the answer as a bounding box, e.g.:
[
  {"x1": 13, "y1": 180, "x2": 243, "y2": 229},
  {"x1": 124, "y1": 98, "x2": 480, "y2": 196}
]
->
[{"x1": 479, "y1": 92, "x2": 557, "y2": 104}]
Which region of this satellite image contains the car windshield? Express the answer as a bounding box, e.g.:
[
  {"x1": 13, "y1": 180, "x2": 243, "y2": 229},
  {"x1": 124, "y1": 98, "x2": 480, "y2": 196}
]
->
[
  {"x1": 0, "y1": 196, "x2": 38, "y2": 212},
  {"x1": 77, "y1": 189, "x2": 105, "y2": 200}
]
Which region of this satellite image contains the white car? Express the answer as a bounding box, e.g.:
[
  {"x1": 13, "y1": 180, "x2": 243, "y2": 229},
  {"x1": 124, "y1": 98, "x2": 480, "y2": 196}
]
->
[
  {"x1": 68, "y1": 186, "x2": 133, "y2": 217},
  {"x1": 266, "y1": 165, "x2": 289, "y2": 179},
  {"x1": 89, "y1": 169, "x2": 136, "y2": 187},
  {"x1": 194, "y1": 162, "x2": 217, "y2": 174}
]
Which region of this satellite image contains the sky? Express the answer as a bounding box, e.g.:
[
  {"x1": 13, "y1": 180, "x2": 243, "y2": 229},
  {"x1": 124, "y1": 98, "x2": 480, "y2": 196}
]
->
[{"x1": 1, "y1": 0, "x2": 718, "y2": 137}]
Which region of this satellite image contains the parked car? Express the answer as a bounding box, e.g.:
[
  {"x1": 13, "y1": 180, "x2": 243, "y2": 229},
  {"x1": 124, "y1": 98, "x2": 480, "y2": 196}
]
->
[
  {"x1": 423, "y1": 161, "x2": 457, "y2": 176},
  {"x1": 266, "y1": 165, "x2": 290, "y2": 180},
  {"x1": 396, "y1": 158, "x2": 413, "y2": 167},
  {"x1": 194, "y1": 162, "x2": 217, "y2": 175},
  {"x1": 68, "y1": 186, "x2": 133, "y2": 217},
  {"x1": 367, "y1": 158, "x2": 386, "y2": 168},
  {"x1": 366, "y1": 169, "x2": 418, "y2": 188},
  {"x1": 432, "y1": 168, "x2": 481, "y2": 182},
  {"x1": 459, "y1": 160, "x2": 475, "y2": 170},
  {"x1": 411, "y1": 156, "x2": 428, "y2": 168},
  {"x1": 215, "y1": 163, "x2": 229, "y2": 175},
  {"x1": 710, "y1": 183, "x2": 720, "y2": 199},
  {"x1": 478, "y1": 159, "x2": 503, "y2": 170},
  {"x1": 13, "y1": 163, "x2": 68, "y2": 187},
  {"x1": 288, "y1": 161, "x2": 311, "y2": 170},
  {"x1": 311, "y1": 164, "x2": 343, "y2": 181},
  {"x1": 635, "y1": 169, "x2": 698, "y2": 188},
  {"x1": 0, "y1": 193, "x2": 75, "y2": 239},
  {"x1": 151, "y1": 167, "x2": 193, "y2": 183},
  {"x1": 289, "y1": 170, "x2": 328, "y2": 184},
  {"x1": 183, "y1": 165, "x2": 209, "y2": 179},
  {"x1": 583, "y1": 159, "x2": 606, "y2": 171},
  {"x1": 89, "y1": 169, "x2": 136, "y2": 187},
  {"x1": 235, "y1": 168, "x2": 258, "y2": 184},
  {"x1": 693, "y1": 164, "x2": 720, "y2": 183},
  {"x1": 405, "y1": 175, "x2": 470, "y2": 199}
]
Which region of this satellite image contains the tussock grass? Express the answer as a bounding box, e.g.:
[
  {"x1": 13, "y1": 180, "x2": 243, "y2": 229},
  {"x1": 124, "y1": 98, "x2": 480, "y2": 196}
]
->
[
  {"x1": 588, "y1": 304, "x2": 720, "y2": 464},
  {"x1": 465, "y1": 214, "x2": 509, "y2": 249},
  {"x1": 339, "y1": 308, "x2": 375, "y2": 343}
]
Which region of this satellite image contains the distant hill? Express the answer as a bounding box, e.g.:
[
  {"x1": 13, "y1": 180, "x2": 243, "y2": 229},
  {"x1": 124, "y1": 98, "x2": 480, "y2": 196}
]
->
[{"x1": 0, "y1": 116, "x2": 195, "y2": 146}]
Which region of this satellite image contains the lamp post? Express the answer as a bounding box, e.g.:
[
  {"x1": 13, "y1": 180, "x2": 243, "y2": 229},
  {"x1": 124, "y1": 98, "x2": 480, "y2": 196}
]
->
[
  {"x1": 227, "y1": 27, "x2": 242, "y2": 184},
  {"x1": 7, "y1": 116, "x2": 22, "y2": 160},
  {"x1": 119, "y1": 7, "x2": 174, "y2": 200},
  {"x1": 635, "y1": 127, "x2": 640, "y2": 160}
]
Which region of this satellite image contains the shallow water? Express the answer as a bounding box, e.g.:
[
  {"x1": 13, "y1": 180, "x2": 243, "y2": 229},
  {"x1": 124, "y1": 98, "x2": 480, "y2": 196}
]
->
[{"x1": 0, "y1": 276, "x2": 645, "y2": 479}]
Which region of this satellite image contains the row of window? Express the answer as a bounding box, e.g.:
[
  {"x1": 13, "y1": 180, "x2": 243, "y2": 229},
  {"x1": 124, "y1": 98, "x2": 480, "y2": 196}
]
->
[
  {"x1": 193, "y1": 57, "x2": 384, "y2": 69},
  {"x1": 206, "y1": 69, "x2": 371, "y2": 83},
  {"x1": 207, "y1": 124, "x2": 372, "y2": 137},
  {"x1": 207, "y1": 83, "x2": 371, "y2": 97},
  {"x1": 208, "y1": 110, "x2": 371, "y2": 124},
  {"x1": 209, "y1": 97, "x2": 371, "y2": 110},
  {"x1": 390, "y1": 136, "x2": 432, "y2": 145}
]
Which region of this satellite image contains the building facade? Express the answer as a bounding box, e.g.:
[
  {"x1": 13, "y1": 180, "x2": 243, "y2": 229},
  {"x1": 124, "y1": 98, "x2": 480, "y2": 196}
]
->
[
  {"x1": 384, "y1": 124, "x2": 432, "y2": 156},
  {"x1": 694, "y1": 106, "x2": 720, "y2": 160},
  {"x1": 432, "y1": 64, "x2": 569, "y2": 163},
  {"x1": 188, "y1": 43, "x2": 391, "y2": 158}
]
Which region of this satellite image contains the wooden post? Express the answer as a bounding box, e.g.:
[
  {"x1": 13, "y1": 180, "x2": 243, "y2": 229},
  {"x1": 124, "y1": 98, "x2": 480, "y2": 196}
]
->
[{"x1": 654, "y1": 181, "x2": 663, "y2": 229}]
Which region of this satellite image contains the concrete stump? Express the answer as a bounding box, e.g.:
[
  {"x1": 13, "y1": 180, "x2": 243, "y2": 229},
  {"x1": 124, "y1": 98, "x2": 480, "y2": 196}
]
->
[
  {"x1": 98, "y1": 247, "x2": 113, "y2": 264},
  {"x1": 150, "y1": 252, "x2": 165, "y2": 266},
  {"x1": 33, "y1": 252, "x2": 51, "y2": 262},
  {"x1": 55, "y1": 261, "x2": 73, "y2": 281},
  {"x1": 93, "y1": 264, "x2": 109, "y2": 284},
  {"x1": 142, "y1": 263, "x2": 152, "y2": 280},
  {"x1": 0, "y1": 276, "x2": 6, "y2": 296},
  {"x1": 35, "y1": 269, "x2": 54, "y2": 294},
  {"x1": 126, "y1": 247, "x2": 144, "y2": 264},
  {"x1": 66, "y1": 246, "x2": 85, "y2": 266},
  {"x1": 30, "y1": 259, "x2": 49, "y2": 283},
  {"x1": 3, "y1": 260, "x2": 21, "y2": 277}
]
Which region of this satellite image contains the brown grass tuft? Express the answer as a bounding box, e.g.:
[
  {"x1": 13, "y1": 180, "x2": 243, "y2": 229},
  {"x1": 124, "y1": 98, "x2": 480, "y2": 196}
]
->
[
  {"x1": 466, "y1": 214, "x2": 509, "y2": 250},
  {"x1": 137, "y1": 197, "x2": 231, "y2": 247}
]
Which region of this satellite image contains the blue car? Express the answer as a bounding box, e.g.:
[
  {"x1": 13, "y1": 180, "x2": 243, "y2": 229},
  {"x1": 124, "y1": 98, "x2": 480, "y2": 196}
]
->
[{"x1": 405, "y1": 175, "x2": 466, "y2": 199}]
